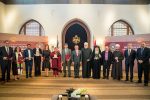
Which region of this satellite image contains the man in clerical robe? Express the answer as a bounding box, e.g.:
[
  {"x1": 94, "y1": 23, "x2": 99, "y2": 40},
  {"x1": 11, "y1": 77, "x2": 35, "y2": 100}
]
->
[
  {"x1": 112, "y1": 44, "x2": 124, "y2": 80},
  {"x1": 62, "y1": 43, "x2": 71, "y2": 77},
  {"x1": 81, "y1": 42, "x2": 92, "y2": 78}
]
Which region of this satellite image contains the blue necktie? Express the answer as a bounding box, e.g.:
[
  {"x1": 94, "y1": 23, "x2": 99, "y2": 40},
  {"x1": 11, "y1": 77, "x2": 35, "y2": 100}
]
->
[{"x1": 141, "y1": 48, "x2": 144, "y2": 55}]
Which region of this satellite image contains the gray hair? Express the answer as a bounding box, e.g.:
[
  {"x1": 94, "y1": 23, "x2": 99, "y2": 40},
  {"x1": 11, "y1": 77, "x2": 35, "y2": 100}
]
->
[{"x1": 84, "y1": 42, "x2": 88, "y2": 45}]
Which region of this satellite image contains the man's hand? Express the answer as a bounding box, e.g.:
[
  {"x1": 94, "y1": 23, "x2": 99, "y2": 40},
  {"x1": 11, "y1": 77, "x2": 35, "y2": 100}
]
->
[
  {"x1": 72, "y1": 62, "x2": 74, "y2": 65},
  {"x1": 3, "y1": 57, "x2": 7, "y2": 60},
  {"x1": 115, "y1": 57, "x2": 118, "y2": 60},
  {"x1": 138, "y1": 60, "x2": 143, "y2": 64},
  {"x1": 9, "y1": 57, "x2": 13, "y2": 60},
  {"x1": 87, "y1": 59, "x2": 90, "y2": 62},
  {"x1": 115, "y1": 57, "x2": 119, "y2": 62},
  {"x1": 80, "y1": 62, "x2": 82, "y2": 65}
]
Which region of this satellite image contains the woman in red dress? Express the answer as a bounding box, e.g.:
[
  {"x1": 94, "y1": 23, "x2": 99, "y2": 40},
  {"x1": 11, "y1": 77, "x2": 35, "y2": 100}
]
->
[{"x1": 50, "y1": 47, "x2": 61, "y2": 77}]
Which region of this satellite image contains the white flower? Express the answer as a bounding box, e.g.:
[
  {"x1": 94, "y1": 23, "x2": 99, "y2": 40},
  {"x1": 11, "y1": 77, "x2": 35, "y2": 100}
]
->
[{"x1": 71, "y1": 88, "x2": 87, "y2": 98}]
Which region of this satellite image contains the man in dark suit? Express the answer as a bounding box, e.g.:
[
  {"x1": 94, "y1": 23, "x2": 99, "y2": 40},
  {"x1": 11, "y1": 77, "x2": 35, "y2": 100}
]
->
[
  {"x1": 72, "y1": 45, "x2": 82, "y2": 78},
  {"x1": 0, "y1": 40, "x2": 13, "y2": 83},
  {"x1": 23, "y1": 44, "x2": 34, "y2": 78},
  {"x1": 124, "y1": 43, "x2": 136, "y2": 82},
  {"x1": 81, "y1": 42, "x2": 92, "y2": 78},
  {"x1": 62, "y1": 43, "x2": 72, "y2": 77},
  {"x1": 136, "y1": 42, "x2": 150, "y2": 86},
  {"x1": 33, "y1": 44, "x2": 42, "y2": 77},
  {"x1": 101, "y1": 46, "x2": 113, "y2": 79}
]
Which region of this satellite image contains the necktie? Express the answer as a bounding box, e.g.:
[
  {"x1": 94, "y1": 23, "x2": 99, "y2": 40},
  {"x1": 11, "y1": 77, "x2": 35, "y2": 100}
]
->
[
  {"x1": 28, "y1": 49, "x2": 31, "y2": 59},
  {"x1": 141, "y1": 48, "x2": 144, "y2": 55},
  {"x1": 6, "y1": 47, "x2": 9, "y2": 54},
  {"x1": 128, "y1": 49, "x2": 131, "y2": 56}
]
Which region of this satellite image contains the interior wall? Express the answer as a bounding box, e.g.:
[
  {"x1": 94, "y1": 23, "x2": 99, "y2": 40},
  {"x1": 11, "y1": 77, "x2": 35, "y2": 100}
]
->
[
  {"x1": 0, "y1": 2, "x2": 5, "y2": 32},
  {"x1": 149, "y1": 4, "x2": 150, "y2": 32},
  {"x1": 0, "y1": 4, "x2": 150, "y2": 49}
]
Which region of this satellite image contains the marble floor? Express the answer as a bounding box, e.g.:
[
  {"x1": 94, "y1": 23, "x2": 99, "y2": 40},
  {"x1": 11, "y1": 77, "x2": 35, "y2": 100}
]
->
[{"x1": 0, "y1": 71, "x2": 150, "y2": 100}]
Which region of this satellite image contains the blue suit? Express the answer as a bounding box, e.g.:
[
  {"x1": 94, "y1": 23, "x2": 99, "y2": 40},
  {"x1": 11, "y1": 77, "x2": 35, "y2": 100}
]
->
[
  {"x1": 23, "y1": 48, "x2": 34, "y2": 78},
  {"x1": 124, "y1": 49, "x2": 136, "y2": 81}
]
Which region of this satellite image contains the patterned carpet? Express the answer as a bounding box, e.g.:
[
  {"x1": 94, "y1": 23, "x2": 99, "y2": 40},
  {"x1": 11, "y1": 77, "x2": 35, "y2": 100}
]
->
[{"x1": 0, "y1": 71, "x2": 150, "y2": 100}]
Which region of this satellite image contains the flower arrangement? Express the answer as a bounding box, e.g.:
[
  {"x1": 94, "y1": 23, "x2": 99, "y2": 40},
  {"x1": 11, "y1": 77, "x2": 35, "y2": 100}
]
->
[{"x1": 71, "y1": 88, "x2": 87, "y2": 98}]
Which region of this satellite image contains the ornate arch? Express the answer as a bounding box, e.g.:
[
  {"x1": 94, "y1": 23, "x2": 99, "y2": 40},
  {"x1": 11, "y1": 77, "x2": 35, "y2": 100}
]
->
[{"x1": 61, "y1": 18, "x2": 91, "y2": 49}]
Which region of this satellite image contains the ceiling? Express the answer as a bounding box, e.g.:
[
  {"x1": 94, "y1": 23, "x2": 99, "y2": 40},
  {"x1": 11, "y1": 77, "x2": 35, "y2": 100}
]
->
[{"x1": 0, "y1": 0, "x2": 150, "y2": 5}]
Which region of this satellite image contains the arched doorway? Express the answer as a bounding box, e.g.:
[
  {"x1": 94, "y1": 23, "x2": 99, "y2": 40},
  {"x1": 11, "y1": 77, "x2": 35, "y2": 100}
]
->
[{"x1": 62, "y1": 18, "x2": 91, "y2": 50}]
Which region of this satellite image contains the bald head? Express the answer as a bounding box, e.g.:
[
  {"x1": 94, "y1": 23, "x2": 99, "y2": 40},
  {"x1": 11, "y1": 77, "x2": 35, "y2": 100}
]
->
[{"x1": 115, "y1": 44, "x2": 120, "y2": 50}]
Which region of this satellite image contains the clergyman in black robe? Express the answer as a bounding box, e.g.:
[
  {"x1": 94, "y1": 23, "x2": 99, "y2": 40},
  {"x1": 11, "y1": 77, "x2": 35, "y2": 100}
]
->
[{"x1": 91, "y1": 46, "x2": 102, "y2": 79}]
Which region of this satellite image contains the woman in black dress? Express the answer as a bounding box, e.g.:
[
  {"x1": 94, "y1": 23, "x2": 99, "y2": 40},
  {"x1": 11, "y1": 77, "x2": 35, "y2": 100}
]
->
[
  {"x1": 42, "y1": 44, "x2": 51, "y2": 77},
  {"x1": 12, "y1": 46, "x2": 24, "y2": 80},
  {"x1": 92, "y1": 46, "x2": 102, "y2": 79}
]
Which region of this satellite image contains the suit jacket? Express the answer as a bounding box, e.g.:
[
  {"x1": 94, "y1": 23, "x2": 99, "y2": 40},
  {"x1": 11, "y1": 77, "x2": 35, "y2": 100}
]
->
[
  {"x1": 0, "y1": 46, "x2": 13, "y2": 61},
  {"x1": 62, "y1": 48, "x2": 71, "y2": 62},
  {"x1": 112, "y1": 50, "x2": 124, "y2": 63},
  {"x1": 81, "y1": 48, "x2": 92, "y2": 62},
  {"x1": 23, "y1": 48, "x2": 34, "y2": 61},
  {"x1": 124, "y1": 49, "x2": 136, "y2": 65},
  {"x1": 136, "y1": 47, "x2": 150, "y2": 63},
  {"x1": 71, "y1": 50, "x2": 82, "y2": 63},
  {"x1": 101, "y1": 51, "x2": 113, "y2": 66},
  {"x1": 33, "y1": 48, "x2": 42, "y2": 56}
]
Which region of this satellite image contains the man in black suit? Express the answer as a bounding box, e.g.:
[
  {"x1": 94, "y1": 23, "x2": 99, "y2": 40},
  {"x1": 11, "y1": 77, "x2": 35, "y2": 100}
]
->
[
  {"x1": 33, "y1": 44, "x2": 42, "y2": 76},
  {"x1": 0, "y1": 40, "x2": 13, "y2": 83},
  {"x1": 101, "y1": 46, "x2": 113, "y2": 79},
  {"x1": 124, "y1": 43, "x2": 136, "y2": 82},
  {"x1": 136, "y1": 42, "x2": 150, "y2": 86}
]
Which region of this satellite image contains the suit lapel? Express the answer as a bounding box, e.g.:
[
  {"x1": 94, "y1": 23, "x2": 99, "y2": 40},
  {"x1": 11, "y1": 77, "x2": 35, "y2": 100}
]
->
[{"x1": 4, "y1": 46, "x2": 8, "y2": 56}]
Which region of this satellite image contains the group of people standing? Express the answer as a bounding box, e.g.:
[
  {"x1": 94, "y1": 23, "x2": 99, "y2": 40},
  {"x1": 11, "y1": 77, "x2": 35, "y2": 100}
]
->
[
  {"x1": 0, "y1": 40, "x2": 149, "y2": 86},
  {"x1": 58, "y1": 42, "x2": 149, "y2": 86}
]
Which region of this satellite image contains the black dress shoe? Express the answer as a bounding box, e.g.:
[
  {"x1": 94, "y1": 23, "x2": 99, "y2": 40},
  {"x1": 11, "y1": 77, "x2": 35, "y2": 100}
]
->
[
  {"x1": 144, "y1": 83, "x2": 148, "y2": 86},
  {"x1": 1, "y1": 81, "x2": 5, "y2": 85},
  {"x1": 125, "y1": 79, "x2": 129, "y2": 81},
  {"x1": 137, "y1": 80, "x2": 142, "y2": 83},
  {"x1": 7, "y1": 80, "x2": 10, "y2": 82},
  {"x1": 103, "y1": 77, "x2": 106, "y2": 79},
  {"x1": 130, "y1": 80, "x2": 133, "y2": 82},
  {"x1": 106, "y1": 77, "x2": 109, "y2": 80}
]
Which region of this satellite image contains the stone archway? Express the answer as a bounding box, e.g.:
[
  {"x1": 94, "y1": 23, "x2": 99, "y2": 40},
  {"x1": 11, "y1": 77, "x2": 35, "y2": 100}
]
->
[{"x1": 62, "y1": 18, "x2": 91, "y2": 50}]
